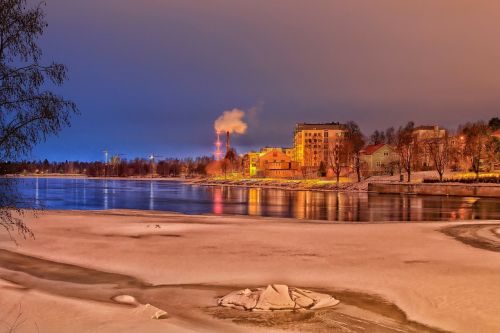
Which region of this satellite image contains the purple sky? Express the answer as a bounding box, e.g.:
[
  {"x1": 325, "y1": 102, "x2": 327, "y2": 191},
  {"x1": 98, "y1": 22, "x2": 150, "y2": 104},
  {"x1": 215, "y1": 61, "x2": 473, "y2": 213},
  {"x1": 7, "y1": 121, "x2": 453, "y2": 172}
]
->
[{"x1": 31, "y1": 0, "x2": 500, "y2": 161}]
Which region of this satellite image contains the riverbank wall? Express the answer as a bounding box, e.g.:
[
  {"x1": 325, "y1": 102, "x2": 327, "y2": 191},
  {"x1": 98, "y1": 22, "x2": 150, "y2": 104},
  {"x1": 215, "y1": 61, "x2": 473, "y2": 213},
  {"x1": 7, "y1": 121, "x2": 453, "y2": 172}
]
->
[
  {"x1": 188, "y1": 178, "x2": 369, "y2": 192},
  {"x1": 368, "y1": 182, "x2": 500, "y2": 198}
]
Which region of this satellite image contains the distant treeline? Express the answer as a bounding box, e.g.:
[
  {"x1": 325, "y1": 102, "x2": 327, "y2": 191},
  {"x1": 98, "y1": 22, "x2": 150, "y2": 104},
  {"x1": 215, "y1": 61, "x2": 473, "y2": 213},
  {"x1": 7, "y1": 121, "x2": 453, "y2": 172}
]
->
[{"x1": 0, "y1": 156, "x2": 214, "y2": 178}]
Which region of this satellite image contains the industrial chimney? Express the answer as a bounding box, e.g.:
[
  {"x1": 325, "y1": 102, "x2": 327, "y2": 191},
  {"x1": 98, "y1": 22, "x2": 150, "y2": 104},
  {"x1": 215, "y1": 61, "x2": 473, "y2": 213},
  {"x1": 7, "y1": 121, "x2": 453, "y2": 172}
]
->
[{"x1": 226, "y1": 131, "x2": 231, "y2": 154}]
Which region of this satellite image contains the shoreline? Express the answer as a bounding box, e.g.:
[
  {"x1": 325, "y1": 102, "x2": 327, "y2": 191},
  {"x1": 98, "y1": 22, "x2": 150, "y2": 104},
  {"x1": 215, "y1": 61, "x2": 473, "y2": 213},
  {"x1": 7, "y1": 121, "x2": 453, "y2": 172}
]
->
[
  {"x1": 188, "y1": 179, "x2": 370, "y2": 192},
  {"x1": 5, "y1": 174, "x2": 500, "y2": 197},
  {"x1": 4, "y1": 174, "x2": 188, "y2": 182},
  {"x1": 5, "y1": 174, "x2": 374, "y2": 192},
  {"x1": 1, "y1": 210, "x2": 499, "y2": 332}
]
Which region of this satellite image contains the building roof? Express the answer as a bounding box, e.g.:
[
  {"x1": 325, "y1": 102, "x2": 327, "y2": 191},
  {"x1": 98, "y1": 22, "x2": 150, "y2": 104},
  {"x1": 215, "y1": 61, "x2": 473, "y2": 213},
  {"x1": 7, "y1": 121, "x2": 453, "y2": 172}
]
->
[
  {"x1": 295, "y1": 122, "x2": 345, "y2": 131},
  {"x1": 259, "y1": 149, "x2": 292, "y2": 161},
  {"x1": 360, "y1": 143, "x2": 389, "y2": 155},
  {"x1": 413, "y1": 125, "x2": 445, "y2": 131}
]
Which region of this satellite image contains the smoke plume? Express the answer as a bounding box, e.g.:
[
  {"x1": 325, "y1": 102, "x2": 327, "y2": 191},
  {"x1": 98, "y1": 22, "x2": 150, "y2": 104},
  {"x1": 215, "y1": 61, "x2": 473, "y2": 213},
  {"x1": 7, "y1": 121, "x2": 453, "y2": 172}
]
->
[{"x1": 214, "y1": 108, "x2": 248, "y2": 134}]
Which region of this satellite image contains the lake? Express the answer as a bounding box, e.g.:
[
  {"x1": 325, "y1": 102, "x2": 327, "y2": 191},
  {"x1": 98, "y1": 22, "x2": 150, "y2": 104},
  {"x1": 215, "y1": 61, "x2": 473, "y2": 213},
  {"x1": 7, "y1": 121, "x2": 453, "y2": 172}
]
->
[{"x1": 12, "y1": 177, "x2": 500, "y2": 222}]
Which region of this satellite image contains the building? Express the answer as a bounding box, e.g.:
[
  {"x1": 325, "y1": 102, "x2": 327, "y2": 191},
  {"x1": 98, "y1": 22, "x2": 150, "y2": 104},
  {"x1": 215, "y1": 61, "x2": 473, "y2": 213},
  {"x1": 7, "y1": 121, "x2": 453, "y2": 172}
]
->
[
  {"x1": 283, "y1": 147, "x2": 295, "y2": 160},
  {"x1": 413, "y1": 125, "x2": 447, "y2": 140},
  {"x1": 243, "y1": 152, "x2": 260, "y2": 177},
  {"x1": 360, "y1": 144, "x2": 399, "y2": 175},
  {"x1": 293, "y1": 123, "x2": 347, "y2": 171},
  {"x1": 260, "y1": 147, "x2": 282, "y2": 154},
  {"x1": 259, "y1": 147, "x2": 295, "y2": 157},
  {"x1": 243, "y1": 149, "x2": 300, "y2": 178},
  {"x1": 413, "y1": 125, "x2": 448, "y2": 169},
  {"x1": 257, "y1": 149, "x2": 300, "y2": 178}
]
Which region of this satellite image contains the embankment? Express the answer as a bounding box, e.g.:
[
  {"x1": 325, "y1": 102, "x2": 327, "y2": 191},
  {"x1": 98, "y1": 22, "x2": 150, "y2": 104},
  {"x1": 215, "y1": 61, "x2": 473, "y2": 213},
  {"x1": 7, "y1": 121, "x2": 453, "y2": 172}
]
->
[
  {"x1": 188, "y1": 178, "x2": 369, "y2": 191},
  {"x1": 369, "y1": 182, "x2": 500, "y2": 198}
]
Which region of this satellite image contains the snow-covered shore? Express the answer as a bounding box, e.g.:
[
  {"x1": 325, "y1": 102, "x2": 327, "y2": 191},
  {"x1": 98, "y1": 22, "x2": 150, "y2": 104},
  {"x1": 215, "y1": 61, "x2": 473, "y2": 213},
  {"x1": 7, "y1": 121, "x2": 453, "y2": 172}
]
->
[{"x1": 0, "y1": 210, "x2": 499, "y2": 332}]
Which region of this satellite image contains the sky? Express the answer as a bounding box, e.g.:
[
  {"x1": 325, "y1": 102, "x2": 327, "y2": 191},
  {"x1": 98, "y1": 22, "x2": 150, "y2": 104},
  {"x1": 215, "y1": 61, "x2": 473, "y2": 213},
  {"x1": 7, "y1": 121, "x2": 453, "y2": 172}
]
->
[{"x1": 29, "y1": 0, "x2": 500, "y2": 161}]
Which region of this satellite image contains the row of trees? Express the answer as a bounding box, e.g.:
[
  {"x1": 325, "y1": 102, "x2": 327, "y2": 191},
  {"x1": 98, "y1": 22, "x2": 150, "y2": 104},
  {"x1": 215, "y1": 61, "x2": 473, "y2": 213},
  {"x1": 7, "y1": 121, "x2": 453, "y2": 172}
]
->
[
  {"x1": 322, "y1": 118, "x2": 499, "y2": 183},
  {"x1": 371, "y1": 118, "x2": 499, "y2": 182},
  {"x1": 0, "y1": 156, "x2": 213, "y2": 178},
  {"x1": 395, "y1": 121, "x2": 498, "y2": 181}
]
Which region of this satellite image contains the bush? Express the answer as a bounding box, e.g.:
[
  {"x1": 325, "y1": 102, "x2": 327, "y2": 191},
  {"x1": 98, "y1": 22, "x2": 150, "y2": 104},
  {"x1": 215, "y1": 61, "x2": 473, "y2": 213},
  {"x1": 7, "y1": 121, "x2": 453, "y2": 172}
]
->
[{"x1": 423, "y1": 174, "x2": 500, "y2": 184}]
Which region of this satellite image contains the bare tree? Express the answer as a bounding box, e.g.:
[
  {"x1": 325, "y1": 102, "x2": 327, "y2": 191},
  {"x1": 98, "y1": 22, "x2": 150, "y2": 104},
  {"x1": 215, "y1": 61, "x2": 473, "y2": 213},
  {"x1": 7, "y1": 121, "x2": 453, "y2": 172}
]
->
[
  {"x1": 345, "y1": 121, "x2": 365, "y2": 182},
  {"x1": 424, "y1": 134, "x2": 450, "y2": 182},
  {"x1": 461, "y1": 121, "x2": 492, "y2": 180},
  {"x1": 1, "y1": 0, "x2": 78, "y2": 237},
  {"x1": 369, "y1": 127, "x2": 395, "y2": 146},
  {"x1": 369, "y1": 130, "x2": 385, "y2": 145},
  {"x1": 385, "y1": 127, "x2": 396, "y2": 145},
  {"x1": 396, "y1": 122, "x2": 416, "y2": 182},
  {"x1": 328, "y1": 140, "x2": 342, "y2": 184},
  {"x1": 327, "y1": 133, "x2": 349, "y2": 184}
]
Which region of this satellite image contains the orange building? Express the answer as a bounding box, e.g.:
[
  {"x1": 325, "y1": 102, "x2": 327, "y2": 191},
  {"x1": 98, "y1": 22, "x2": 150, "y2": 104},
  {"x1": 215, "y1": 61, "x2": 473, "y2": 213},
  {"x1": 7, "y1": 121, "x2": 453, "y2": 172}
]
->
[
  {"x1": 293, "y1": 123, "x2": 347, "y2": 171},
  {"x1": 257, "y1": 149, "x2": 301, "y2": 178}
]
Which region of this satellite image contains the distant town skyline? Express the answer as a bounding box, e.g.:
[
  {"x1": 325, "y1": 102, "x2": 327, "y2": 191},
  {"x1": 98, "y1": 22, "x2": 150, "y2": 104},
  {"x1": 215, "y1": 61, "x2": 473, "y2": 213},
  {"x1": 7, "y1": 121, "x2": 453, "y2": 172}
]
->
[{"x1": 32, "y1": 0, "x2": 500, "y2": 161}]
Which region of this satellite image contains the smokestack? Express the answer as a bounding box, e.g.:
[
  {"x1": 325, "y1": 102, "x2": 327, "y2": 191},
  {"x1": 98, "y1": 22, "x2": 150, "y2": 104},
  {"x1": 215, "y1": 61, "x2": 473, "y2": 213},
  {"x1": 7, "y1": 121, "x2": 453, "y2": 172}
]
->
[{"x1": 213, "y1": 108, "x2": 247, "y2": 157}]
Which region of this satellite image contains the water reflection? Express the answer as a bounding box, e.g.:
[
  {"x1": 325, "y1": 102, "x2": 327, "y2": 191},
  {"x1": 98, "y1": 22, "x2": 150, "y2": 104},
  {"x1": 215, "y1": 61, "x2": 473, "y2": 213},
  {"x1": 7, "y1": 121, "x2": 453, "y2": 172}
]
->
[
  {"x1": 103, "y1": 180, "x2": 109, "y2": 210},
  {"x1": 34, "y1": 177, "x2": 39, "y2": 206},
  {"x1": 149, "y1": 181, "x2": 155, "y2": 211},
  {"x1": 14, "y1": 178, "x2": 500, "y2": 222},
  {"x1": 248, "y1": 188, "x2": 261, "y2": 216},
  {"x1": 213, "y1": 187, "x2": 223, "y2": 215}
]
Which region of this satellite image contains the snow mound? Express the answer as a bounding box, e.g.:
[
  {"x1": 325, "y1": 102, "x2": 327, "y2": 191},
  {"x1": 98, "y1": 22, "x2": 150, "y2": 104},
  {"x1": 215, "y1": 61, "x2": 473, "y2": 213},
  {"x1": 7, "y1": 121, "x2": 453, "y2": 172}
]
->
[
  {"x1": 112, "y1": 294, "x2": 139, "y2": 305},
  {"x1": 135, "y1": 304, "x2": 169, "y2": 320},
  {"x1": 113, "y1": 295, "x2": 168, "y2": 320},
  {"x1": 218, "y1": 284, "x2": 339, "y2": 311}
]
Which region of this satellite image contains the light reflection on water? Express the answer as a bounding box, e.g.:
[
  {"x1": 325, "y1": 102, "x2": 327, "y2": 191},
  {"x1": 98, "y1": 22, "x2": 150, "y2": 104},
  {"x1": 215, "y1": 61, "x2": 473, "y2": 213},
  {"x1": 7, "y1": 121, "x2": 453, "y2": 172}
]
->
[{"x1": 14, "y1": 178, "x2": 500, "y2": 222}]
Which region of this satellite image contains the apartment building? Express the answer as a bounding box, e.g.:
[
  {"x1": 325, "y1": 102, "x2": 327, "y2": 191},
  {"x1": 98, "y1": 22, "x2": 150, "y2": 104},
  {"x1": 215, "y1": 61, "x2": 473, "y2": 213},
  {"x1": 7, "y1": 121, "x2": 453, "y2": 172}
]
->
[{"x1": 293, "y1": 122, "x2": 347, "y2": 169}]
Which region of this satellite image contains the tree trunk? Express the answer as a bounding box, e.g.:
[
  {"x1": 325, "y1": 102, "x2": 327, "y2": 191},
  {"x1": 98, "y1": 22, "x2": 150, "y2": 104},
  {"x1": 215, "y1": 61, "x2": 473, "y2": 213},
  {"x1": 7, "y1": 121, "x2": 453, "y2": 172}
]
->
[
  {"x1": 407, "y1": 169, "x2": 411, "y2": 182},
  {"x1": 355, "y1": 156, "x2": 361, "y2": 182}
]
